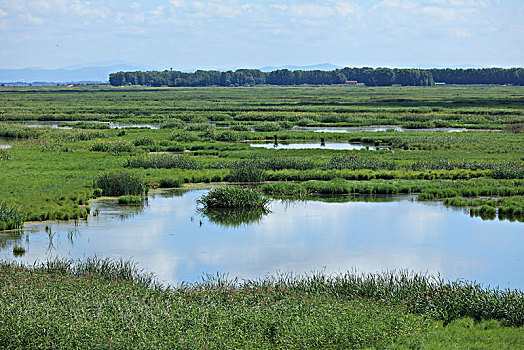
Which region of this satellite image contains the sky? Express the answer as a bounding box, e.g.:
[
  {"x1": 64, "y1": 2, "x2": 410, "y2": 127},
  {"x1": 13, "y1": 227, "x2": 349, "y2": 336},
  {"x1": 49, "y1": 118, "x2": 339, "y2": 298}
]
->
[{"x1": 0, "y1": 0, "x2": 522, "y2": 70}]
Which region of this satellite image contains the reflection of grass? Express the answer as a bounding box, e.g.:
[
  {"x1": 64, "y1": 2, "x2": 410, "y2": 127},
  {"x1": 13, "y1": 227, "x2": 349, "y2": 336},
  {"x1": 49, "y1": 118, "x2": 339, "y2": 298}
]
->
[
  {"x1": 199, "y1": 207, "x2": 270, "y2": 227},
  {"x1": 12, "y1": 245, "x2": 26, "y2": 256}
]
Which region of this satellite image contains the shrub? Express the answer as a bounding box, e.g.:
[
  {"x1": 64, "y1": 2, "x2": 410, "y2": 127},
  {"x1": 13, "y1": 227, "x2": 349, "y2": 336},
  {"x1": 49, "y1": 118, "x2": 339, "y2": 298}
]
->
[{"x1": 93, "y1": 172, "x2": 148, "y2": 197}]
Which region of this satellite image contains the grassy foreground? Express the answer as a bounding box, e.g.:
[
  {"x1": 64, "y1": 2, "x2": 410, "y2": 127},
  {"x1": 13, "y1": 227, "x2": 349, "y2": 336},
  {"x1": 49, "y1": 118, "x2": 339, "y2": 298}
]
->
[{"x1": 1, "y1": 259, "x2": 523, "y2": 349}]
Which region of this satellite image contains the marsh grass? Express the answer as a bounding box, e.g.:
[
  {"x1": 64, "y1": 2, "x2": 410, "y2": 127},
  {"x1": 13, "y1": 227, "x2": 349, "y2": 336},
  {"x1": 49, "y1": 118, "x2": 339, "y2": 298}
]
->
[
  {"x1": 226, "y1": 161, "x2": 267, "y2": 182},
  {"x1": 158, "y1": 177, "x2": 184, "y2": 188},
  {"x1": 197, "y1": 187, "x2": 270, "y2": 209},
  {"x1": 125, "y1": 154, "x2": 200, "y2": 169},
  {"x1": 12, "y1": 245, "x2": 25, "y2": 256},
  {"x1": 0, "y1": 201, "x2": 24, "y2": 231},
  {"x1": 93, "y1": 171, "x2": 148, "y2": 197},
  {"x1": 117, "y1": 195, "x2": 143, "y2": 205},
  {"x1": 0, "y1": 258, "x2": 522, "y2": 349}
]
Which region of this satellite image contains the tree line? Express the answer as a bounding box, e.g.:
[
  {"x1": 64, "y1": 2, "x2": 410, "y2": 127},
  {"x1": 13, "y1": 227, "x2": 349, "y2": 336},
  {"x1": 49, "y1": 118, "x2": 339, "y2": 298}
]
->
[{"x1": 109, "y1": 67, "x2": 524, "y2": 87}]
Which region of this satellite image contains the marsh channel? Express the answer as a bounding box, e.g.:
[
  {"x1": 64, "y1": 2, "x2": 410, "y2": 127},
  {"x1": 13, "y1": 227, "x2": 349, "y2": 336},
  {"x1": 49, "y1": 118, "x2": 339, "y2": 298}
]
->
[{"x1": 1, "y1": 189, "x2": 522, "y2": 289}]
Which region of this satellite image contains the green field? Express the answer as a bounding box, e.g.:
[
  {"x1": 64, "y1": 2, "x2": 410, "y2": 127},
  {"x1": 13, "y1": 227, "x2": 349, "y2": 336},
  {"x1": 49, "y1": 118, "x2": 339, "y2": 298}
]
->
[{"x1": 1, "y1": 84, "x2": 523, "y2": 348}]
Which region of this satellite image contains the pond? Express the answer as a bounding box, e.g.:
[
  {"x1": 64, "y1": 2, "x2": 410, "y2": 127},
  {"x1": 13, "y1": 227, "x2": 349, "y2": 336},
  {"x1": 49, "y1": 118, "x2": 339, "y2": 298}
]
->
[
  {"x1": 250, "y1": 142, "x2": 380, "y2": 150},
  {"x1": 22, "y1": 121, "x2": 161, "y2": 129},
  {"x1": 290, "y1": 126, "x2": 499, "y2": 133},
  {"x1": 0, "y1": 137, "x2": 14, "y2": 149},
  {"x1": 1, "y1": 189, "x2": 522, "y2": 289}
]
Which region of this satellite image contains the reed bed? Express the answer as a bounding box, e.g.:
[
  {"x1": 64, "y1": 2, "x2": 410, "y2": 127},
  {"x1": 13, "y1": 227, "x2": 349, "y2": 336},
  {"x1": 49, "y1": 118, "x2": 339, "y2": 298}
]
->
[
  {"x1": 1, "y1": 258, "x2": 522, "y2": 349},
  {"x1": 117, "y1": 195, "x2": 143, "y2": 205},
  {"x1": 93, "y1": 171, "x2": 148, "y2": 197},
  {"x1": 197, "y1": 187, "x2": 270, "y2": 209},
  {"x1": 0, "y1": 201, "x2": 24, "y2": 231}
]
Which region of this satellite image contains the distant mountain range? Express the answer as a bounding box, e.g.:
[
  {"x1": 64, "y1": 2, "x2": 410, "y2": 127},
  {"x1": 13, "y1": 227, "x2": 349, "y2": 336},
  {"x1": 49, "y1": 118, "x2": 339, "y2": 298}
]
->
[
  {"x1": 259, "y1": 63, "x2": 342, "y2": 72},
  {"x1": 0, "y1": 64, "x2": 152, "y2": 84}
]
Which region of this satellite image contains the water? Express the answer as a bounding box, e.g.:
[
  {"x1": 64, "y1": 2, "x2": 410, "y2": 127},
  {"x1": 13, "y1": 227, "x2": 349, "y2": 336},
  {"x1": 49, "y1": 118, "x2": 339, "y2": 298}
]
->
[
  {"x1": 0, "y1": 137, "x2": 14, "y2": 149},
  {"x1": 1, "y1": 189, "x2": 522, "y2": 289},
  {"x1": 250, "y1": 142, "x2": 379, "y2": 150},
  {"x1": 290, "y1": 126, "x2": 500, "y2": 133},
  {"x1": 22, "y1": 121, "x2": 161, "y2": 129}
]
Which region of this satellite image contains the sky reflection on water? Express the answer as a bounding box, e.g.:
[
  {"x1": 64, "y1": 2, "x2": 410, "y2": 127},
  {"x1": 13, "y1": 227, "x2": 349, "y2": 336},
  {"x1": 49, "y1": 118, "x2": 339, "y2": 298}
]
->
[{"x1": 1, "y1": 190, "x2": 522, "y2": 289}]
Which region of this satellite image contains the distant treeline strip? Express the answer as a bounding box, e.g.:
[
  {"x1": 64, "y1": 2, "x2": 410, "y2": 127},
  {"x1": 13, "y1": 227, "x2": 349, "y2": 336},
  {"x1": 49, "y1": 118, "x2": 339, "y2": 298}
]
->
[{"x1": 109, "y1": 67, "x2": 524, "y2": 87}]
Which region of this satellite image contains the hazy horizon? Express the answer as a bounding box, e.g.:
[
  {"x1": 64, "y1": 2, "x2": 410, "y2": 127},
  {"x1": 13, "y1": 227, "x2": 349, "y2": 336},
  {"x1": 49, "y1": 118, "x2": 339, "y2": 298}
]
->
[{"x1": 0, "y1": 0, "x2": 522, "y2": 70}]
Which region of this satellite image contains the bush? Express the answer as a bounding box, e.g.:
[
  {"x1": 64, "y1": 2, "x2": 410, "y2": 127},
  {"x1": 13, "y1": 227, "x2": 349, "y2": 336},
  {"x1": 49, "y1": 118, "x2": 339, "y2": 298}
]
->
[{"x1": 93, "y1": 172, "x2": 148, "y2": 197}]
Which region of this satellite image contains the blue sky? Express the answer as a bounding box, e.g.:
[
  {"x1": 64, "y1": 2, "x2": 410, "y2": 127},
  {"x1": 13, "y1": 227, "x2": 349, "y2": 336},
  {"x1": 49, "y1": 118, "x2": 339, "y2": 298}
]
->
[{"x1": 0, "y1": 0, "x2": 522, "y2": 70}]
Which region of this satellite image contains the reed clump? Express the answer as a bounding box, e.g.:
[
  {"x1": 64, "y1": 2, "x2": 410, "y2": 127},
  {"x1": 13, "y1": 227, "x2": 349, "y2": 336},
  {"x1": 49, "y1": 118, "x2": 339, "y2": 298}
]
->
[
  {"x1": 0, "y1": 201, "x2": 24, "y2": 231},
  {"x1": 226, "y1": 161, "x2": 267, "y2": 183},
  {"x1": 197, "y1": 187, "x2": 270, "y2": 209},
  {"x1": 117, "y1": 195, "x2": 143, "y2": 205},
  {"x1": 93, "y1": 171, "x2": 148, "y2": 197}
]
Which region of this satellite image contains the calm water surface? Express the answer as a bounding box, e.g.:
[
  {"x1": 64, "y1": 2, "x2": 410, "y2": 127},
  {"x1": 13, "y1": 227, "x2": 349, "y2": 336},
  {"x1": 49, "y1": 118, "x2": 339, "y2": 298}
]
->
[
  {"x1": 0, "y1": 137, "x2": 13, "y2": 149},
  {"x1": 23, "y1": 121, "x2": 160, "y2": 129},
  {"x1": 250, "y1": 142, "x2": 379, "y2": 150},
  {"x1": 1, "y1": 190, "x2": 522, "y2": 288},
  {"x1": 290, "y1": 126, "x2": 500, "y2": 133}
]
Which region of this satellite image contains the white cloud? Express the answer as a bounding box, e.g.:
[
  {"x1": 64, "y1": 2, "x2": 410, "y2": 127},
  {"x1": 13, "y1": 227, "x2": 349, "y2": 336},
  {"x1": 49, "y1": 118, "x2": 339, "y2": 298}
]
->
[
  {"x1": 150, "y1": 6, "x2": 165, "y2": 16},
  {"x1": 26, "y1": 13, "x2": 44, "y2": 25},
  {"x1": 0, "y1": 8, "x2": 8, "y2": 17}
]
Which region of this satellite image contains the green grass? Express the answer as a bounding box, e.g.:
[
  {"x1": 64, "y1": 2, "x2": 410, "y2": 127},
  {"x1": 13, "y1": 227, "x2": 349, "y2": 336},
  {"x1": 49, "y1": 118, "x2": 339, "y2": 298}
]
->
[
  {"x1": 93, "y1": 171, "x2": 149, "y2": 197},
  {"x1": 197, "y1": 186, "x2": 270, "y2": 209},
  {"x1": 1, "y1": 258, "x2": 523, "y2": 349},
  {"x1": 0, "y1": 201, "x2": 23, "y2": 231},
  {"x1": 117, "y1": 195, "x2": 143, "y2": 205},
  {"x1": 412, "y1": 318, "x2": 524, "y2": 350}
]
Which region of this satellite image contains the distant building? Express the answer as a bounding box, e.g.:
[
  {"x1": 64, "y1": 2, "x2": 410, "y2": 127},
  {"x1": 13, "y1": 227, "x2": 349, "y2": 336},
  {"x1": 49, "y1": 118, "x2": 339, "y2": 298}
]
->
[
  {"x1": 345, "y1": 80, "x2": 358, "y2": 85},
  {"x1": 435, "y1": 82, "x2": 446, "y2": 85}
]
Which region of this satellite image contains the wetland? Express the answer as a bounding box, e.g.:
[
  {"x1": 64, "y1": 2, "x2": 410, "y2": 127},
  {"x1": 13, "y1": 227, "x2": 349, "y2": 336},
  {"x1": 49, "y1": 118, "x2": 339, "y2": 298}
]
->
[{"x1": 1, "y1": 84, "x2": 523, "y2": 348}]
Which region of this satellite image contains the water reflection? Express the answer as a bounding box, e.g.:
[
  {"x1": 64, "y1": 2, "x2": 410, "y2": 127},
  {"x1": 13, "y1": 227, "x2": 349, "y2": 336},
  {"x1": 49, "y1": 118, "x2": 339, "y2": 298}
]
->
[
  {"x1": 0, "y1": 137, "x2": 14, "y2": 149},
  {"x1": 0, "y1": 190, "x2": 522, "y2": 289},
  {"x1": 22, "y1": 121, "x2": 160, "y2": 129},
  {"x1": 250, "y1": 142, "x2": 379, "y2": 150},
  {"x1": 290, "y1": 126, "x2": 500, "y2": 133},
  {"x1": 199, "y1": 207, "x2": 271, "y2": 227}
]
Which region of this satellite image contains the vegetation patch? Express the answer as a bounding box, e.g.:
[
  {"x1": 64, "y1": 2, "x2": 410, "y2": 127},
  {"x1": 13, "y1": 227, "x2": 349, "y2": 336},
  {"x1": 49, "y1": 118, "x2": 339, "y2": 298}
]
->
[
  {"x1": 117, "y1": 195, "x2": 143, "y2": 205},
  {"x1": 197, "y1": 187, "x2": 270, "y2": 209},
  {"x1": 1, "y1": 258, "x2": 523, "y2": 349},
  {"x1": 93, "y1": 171, "x2": 148, "y2": 197},
  {"x1": 0, "y1": 201, "x2": 24, "y2": 231}
]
